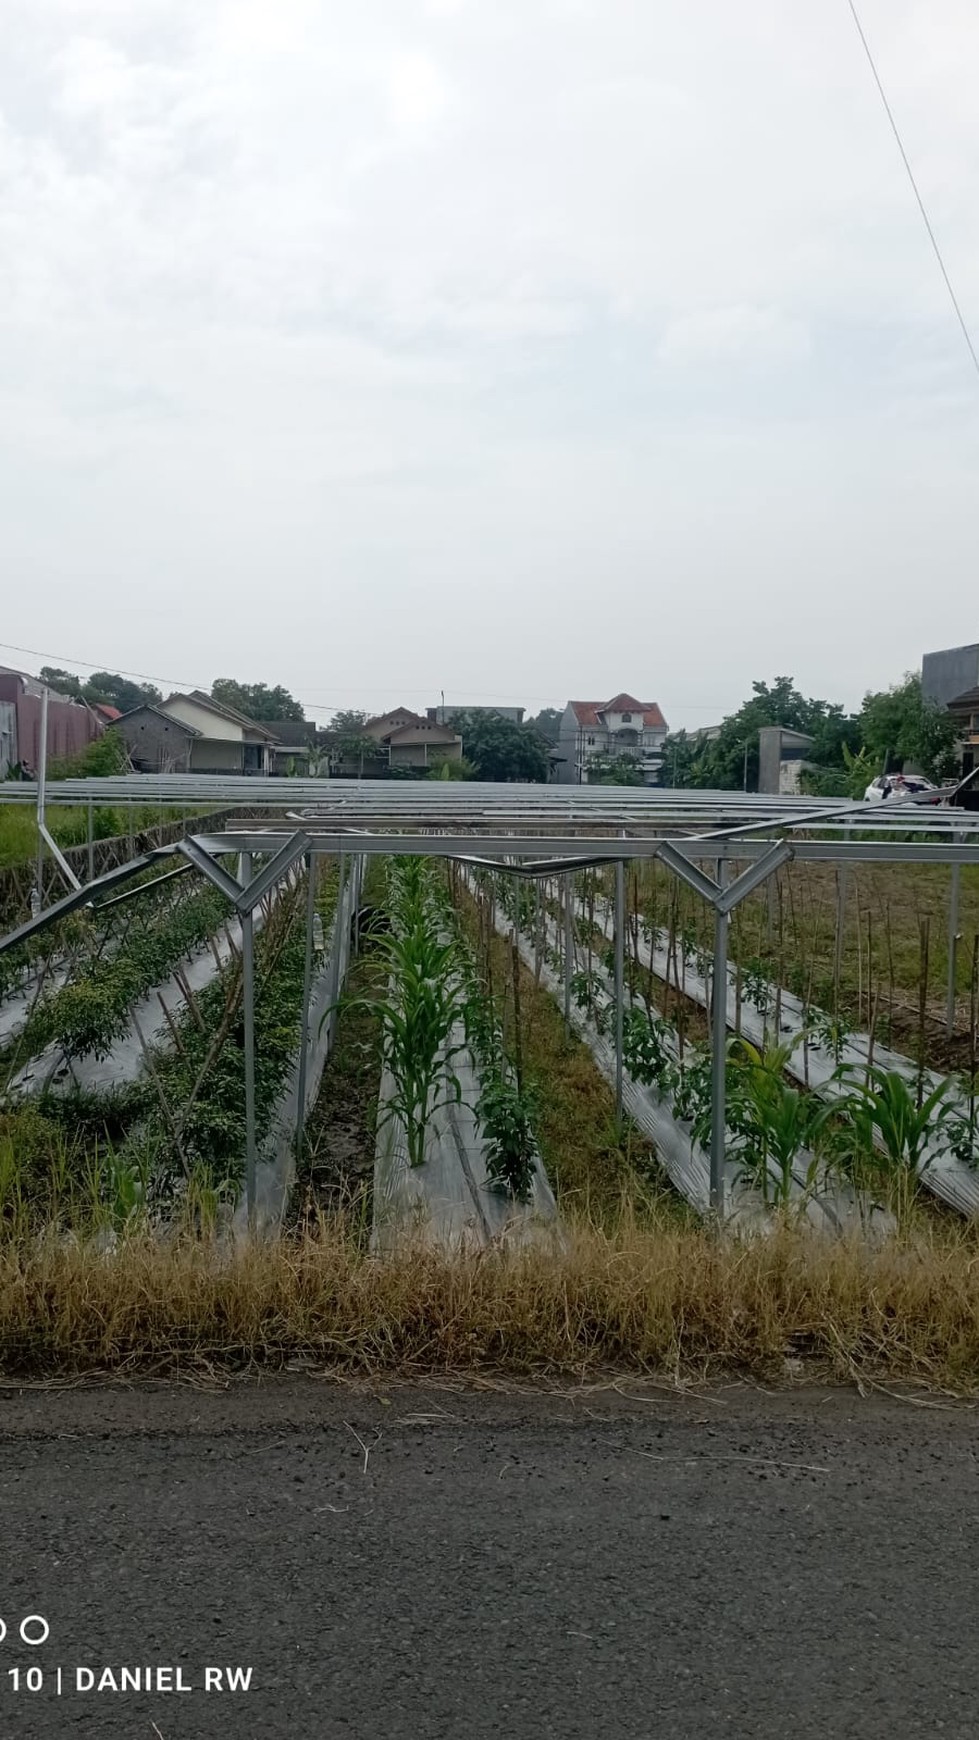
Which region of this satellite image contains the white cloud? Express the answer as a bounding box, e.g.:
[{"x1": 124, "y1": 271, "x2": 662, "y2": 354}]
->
[
  {"x1": 0, "y1": 0, "x2": 978, "y2": 721},
  {"x1": 658, "y1": 306, "x2": 811, "y2": 365}
]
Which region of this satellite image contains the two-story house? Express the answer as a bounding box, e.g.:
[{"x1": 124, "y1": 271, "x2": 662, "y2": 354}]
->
[{"x1": 553, "y1": 693, "x2": 668, "y2": 785}]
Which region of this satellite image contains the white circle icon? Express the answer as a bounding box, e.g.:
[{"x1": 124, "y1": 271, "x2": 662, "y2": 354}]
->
[{"x1": 20, "y1": 1617, "x2": 49, "y2": 1647}]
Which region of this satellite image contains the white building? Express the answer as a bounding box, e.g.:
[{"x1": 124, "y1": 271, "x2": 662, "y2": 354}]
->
[{"x1": 553, "y1": 693, "x2": 668, "y2": 785}]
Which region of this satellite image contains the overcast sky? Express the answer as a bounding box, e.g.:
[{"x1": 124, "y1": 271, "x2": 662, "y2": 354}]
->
[{"x1": 2, "y1": 0, "x2": 978, "y2": 729}]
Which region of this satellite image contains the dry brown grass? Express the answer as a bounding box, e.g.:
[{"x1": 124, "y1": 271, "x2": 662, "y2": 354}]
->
[{"x1": 5, "y1": 1213, "x2": 979, "y2": 1390}]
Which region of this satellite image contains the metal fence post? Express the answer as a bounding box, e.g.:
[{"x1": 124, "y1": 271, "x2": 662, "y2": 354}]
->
[
  {"x1": 614, "y1": 859, "x2": 625, "y2": 1128},
  {"x1": 34, "y1": 685, "x2": 49, "y2": 913},
  {"x1": 710, "y1": 865, "x2": 729, "y2": 1222},
  {"x1": 330, "y1": 854, "x2": 347, "y2": 1021},
  {"x1": 241, "y1": 852, "x2": 257, "y2": 1231},
  {"x1": 294, "y1": 852, "x2": 316, "y2": 1164},
  {"x1": 87, "y1": 796, "x2": 95, "y2": 883},
  {"x1": 563, "y1": 873, "x2": 573, "y2": 1032},
  {"x1": 947, "y1": 856, "x2": 962, "y2": 1039}
]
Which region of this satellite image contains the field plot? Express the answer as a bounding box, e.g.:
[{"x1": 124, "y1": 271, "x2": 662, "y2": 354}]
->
[
  {"x1": 3, "y1": 777, "x2": 979, "y2": 1388},
  {"x1": 0, "y1": 845, "x2": 356, "y2": 1233}
]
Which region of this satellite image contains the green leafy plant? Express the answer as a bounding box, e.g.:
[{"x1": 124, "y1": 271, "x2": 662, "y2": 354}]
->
[
  {"x1": 15, "y1": 883, "x2": 232, "y2": 1064},
  {"x1": 347, "y1": 858, "x2": 469, "y2": 1168},
  {"x1": 808, "y1": 1007, "x2": 854, "y2": 1067},
  {"x1": 741, "y1": 959, "x2": 772, "y2": 1018},
  {"x1": 831, "y1": 1064, "x2": 958, "y2": 1218},
  {"x1": 476, "y1": 1076, "x2": 539, "y2": 1202},
  {"x1": 721, "y1": 1037, "x2": 833, "y2": 1208},
  {"x1": 621, "y1": 1006, "x2": 677, "y2": 1097}
]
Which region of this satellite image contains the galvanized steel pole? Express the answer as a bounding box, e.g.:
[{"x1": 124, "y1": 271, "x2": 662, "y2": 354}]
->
[
  {"x1": 947, "y1": 855, "x2": 962, "y2": 1039},
  {"x1": 241, "y1": 852, "x2": 257, "y2": 1231},
  {"x1": 87, "y1": 796, "x2": 95, "y2": 883},
  {"x1": 330, "y1": 854, "x2": 347, "y2": 1019},
  {"x1": 294, "y1": 852, "x2": 316, "y2": 1164},
  {"x1": 35, "y1": 685, "x2": 49, "y2": 913},
  {"x1": 614, "y1": 859, "x2": 625, "y2": 1127},
  {"x1": 563, "y1": 873, "x2": 573, "y2": 1032},
  {"x1": 710, "y1": 864, "x2": 729, "y2": 1221}
]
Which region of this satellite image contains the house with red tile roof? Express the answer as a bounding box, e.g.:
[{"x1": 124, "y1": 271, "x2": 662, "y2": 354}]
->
[{"x1": 553, "y1": 693, "x2": 668, "y2": 785}]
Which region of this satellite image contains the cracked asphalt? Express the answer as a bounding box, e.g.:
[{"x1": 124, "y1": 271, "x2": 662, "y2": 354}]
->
[{"x1": 0, "y1": 1379, "x2": 976, "y2": 1738}]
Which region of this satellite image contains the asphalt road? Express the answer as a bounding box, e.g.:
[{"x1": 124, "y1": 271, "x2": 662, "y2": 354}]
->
[{"x1": 0, "y1": 1379, "x2": 976, "y2": 1739}]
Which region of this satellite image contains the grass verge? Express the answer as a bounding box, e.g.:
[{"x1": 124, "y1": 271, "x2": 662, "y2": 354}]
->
[{"x1": 4, "y1": 1214, "x2": 979, "y2": 1389}]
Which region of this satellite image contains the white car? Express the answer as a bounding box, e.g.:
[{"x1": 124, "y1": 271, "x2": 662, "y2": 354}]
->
[{"x1": 864, "y1": 773, "x2": 938, "y2": 804}]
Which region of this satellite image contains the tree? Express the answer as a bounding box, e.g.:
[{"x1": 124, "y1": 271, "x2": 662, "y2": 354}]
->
[
  {"x1": 450, "y1": 712, "x2": 550, "y2": 783},
  {"x1": 37, "y1": 667, "x2": 161, "y2": 714},
  {"x1": 587, "y1": 753, "x2": 645, "y2": 787},
  {"x1": 526, "y1": 707, "x2": 563, "y2": 745},
  {"x1": 39, "y1": 666, "x2": 83, "y2": 698},
  {"x1": 324, "y1": 710, "x2": 383, "y2": 777},
  {"x1": 84, "y1": 671, "x2": 162, "y2": 714},
  {"x1": 211, "y1": 678, "x2": 305, "y2": 722},
  {"x1": 329, "y1": 709, "x2": 370, "y2": 734},
  {"x1": 857, "y1": 675, "x2": 958, "y2": 783},
  {"x1": 662, "y1": 679, "x2": 859, "y2": 791}
]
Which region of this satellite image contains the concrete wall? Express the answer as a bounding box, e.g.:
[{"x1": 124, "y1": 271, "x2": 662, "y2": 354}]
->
[
  {"x1": 120, "y1": 710, "x2": 194, "y2": 773},
  {"x1": 189, "y1": 739, "x2": 244, "y2": 773},
  {"x1": 0, "y1": 675, "x2": 101, "y2": 773},
  {"x1": 758, "y1": 726, "x2": 814, "y2": 794},
  {"x1": 554, "y1": 705, "x2": 581, "y2": 784},
  {"x1": 922, "y1": 645, "x2": 979, "y2": 707}
]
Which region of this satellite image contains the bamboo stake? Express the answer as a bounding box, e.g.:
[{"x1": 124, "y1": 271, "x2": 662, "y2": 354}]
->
[
  {"x1": 174, "y1": 966, "x2": 205, "y2": 1032},
  {"x1": 131, "y1": 1010, "x2": 191, "y2": 1176},
  {"x1": 157, "y1": 993, "x2": 187, "y2": 1059},
  {"x1": 867, "y1": 982, "x2": 880, "y2": 1076}
]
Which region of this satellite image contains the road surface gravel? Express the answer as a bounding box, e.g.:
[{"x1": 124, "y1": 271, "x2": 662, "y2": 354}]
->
[{"x1": 0, "y1": 1379, "x2": 975, "y2": 1738}]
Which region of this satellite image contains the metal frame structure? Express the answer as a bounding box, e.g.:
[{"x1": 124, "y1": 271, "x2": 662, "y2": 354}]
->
[{"x1": 3, "y1": 775, "x2": 979, "y2": 1229}]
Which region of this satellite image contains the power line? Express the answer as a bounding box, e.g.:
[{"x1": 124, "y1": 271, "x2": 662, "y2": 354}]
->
[
  {"x1": 846, "y1": 0, "x2": 979, "y2": 382},
  {"x1": 0, "y1": 637, "x2": 745, "y2": 723},
  {"x1": 0, "y1": 638, "x2": 570, "y2": 717}
]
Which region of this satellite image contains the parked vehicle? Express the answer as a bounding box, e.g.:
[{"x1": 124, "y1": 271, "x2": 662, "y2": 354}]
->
[{"x1": 864, "y1": 773, "x2": 939, "y2": 805}]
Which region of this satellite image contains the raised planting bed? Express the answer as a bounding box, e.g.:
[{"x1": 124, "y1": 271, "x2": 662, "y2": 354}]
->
[
  {"x1": 470, "y1": 868, "x2": 894, "y2": 1238},
  {"x1": 2, "y1": 872, "x2": 286, "y2": 1099},
  {"x1": 106, "y1": 863, "x2": 343, "y2": 1215},
  {"x1": 368, "y1": 857, "x2": 559, "y2": 1253},
  {"x1": 627, "y1": 856, "x2": 979, "y2": 1074},
  {"x1": 233, "y1": 859, "x2": 359, "y2": 1234},
  {"x1": 586, "y1": 892, "x2": 979, "y2": 1221}
]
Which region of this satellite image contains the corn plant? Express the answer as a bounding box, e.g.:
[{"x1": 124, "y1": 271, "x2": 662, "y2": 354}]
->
[
  {"x1": 719, "y1": 1036, "x2": 833, "y2": 1209},
  {"x1": 352, "y1": 859, "x2": 470, "y2": 1168},
  {"x1": 830, "y1": 1064, "x2": 957, "y2": 1219}
]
